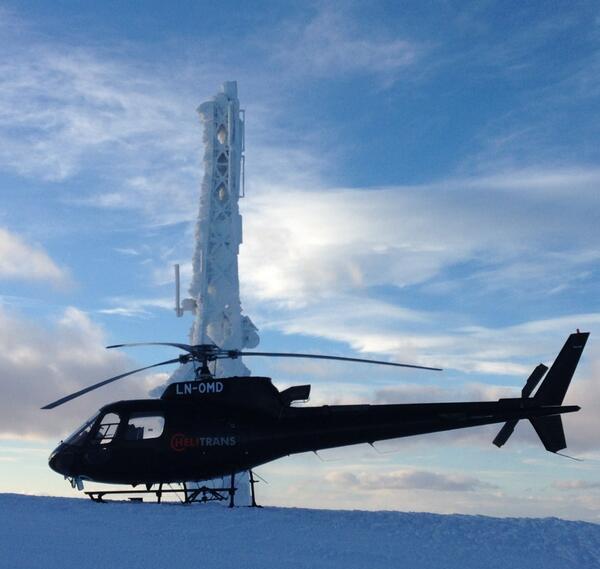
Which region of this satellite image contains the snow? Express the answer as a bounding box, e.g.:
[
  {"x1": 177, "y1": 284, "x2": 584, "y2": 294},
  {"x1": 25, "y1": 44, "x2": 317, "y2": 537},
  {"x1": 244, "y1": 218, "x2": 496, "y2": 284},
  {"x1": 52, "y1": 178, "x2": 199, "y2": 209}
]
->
[{"x1": 1, "y1": 494, "x2": 599, "y2": 569}]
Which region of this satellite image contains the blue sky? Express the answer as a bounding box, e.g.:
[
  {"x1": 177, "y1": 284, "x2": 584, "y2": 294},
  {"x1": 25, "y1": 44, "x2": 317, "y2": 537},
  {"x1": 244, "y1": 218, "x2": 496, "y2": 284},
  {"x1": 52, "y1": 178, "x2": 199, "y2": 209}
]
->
[{"x1": 0, "y1": 1, "x2": 599, "y2": 520}]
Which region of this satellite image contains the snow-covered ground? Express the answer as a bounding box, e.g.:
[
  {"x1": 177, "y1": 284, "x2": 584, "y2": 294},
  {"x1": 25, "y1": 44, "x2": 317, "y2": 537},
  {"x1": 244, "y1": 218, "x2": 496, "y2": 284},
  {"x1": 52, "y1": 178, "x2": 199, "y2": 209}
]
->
[{"x1": 1, "y1": 493, "x2": 599, "y2": 569}]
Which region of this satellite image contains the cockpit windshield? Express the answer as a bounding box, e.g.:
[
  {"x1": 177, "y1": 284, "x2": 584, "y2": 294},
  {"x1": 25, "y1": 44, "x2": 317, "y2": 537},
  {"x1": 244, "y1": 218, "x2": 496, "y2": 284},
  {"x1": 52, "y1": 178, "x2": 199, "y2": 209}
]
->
[
  {"x1": 63, "y1": 412, "x2": 99, "y2": 446},
  {"x1": 93, "y1": 412, "x2": 121, "y2": 444}
]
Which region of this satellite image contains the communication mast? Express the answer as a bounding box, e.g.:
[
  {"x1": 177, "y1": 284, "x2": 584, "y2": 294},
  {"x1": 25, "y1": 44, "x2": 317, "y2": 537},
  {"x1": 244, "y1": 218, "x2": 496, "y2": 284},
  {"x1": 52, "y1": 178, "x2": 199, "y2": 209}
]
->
[{"x1": 172, "y1": 81, "x2": 259, "y2": 503}]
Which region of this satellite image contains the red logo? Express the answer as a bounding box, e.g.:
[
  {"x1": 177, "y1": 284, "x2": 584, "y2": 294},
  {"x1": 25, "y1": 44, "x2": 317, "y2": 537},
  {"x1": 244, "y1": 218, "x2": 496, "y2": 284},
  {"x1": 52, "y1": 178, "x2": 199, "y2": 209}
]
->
[{"x1": 170, "y1": 433, "x2": 198, "y2": 452}]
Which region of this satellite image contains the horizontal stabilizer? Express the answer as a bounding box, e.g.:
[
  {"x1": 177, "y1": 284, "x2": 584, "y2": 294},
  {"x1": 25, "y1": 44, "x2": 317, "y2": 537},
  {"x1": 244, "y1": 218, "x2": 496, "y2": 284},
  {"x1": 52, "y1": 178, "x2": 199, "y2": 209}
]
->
[
  {"x1": 493, "y1": 363, "x2": 548, "y2": 448},
  {"x1": 493, "y1": 420, "x2": 517, "y2": 448},
  {"x1": 521, "y1": 364, "x2": 548, "y2": 398},
  {"x1": 530, "y1": 415, "x2": 566, "y2": 453}
]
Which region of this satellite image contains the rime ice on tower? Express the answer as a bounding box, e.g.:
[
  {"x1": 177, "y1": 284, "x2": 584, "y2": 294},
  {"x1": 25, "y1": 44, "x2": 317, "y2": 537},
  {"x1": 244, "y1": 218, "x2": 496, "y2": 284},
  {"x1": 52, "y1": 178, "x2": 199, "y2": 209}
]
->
[
  {"x1": 172, "y1": 81, "x2": 259, "y2": 503},
  {"x1": 175, "y1": 81, "x2": 258, "y2": 365},
  {"x1": 190, "y1": 81, "x2": 259, "y2": 366}
]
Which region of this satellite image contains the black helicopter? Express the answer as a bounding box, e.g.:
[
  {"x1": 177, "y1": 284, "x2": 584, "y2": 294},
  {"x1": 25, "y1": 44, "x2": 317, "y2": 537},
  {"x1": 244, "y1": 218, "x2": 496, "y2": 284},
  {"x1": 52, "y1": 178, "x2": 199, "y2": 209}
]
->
[{"x1": 44, "y1": 332, "x2": 588, "y2": 504}]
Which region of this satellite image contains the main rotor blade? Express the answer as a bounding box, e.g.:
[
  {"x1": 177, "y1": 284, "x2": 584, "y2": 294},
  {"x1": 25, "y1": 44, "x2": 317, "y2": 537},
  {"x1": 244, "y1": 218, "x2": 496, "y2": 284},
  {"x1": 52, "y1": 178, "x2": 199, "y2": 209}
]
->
[
  {"x1": 233, "y1": 351, "x2": 442, "y2": 371},
  {"x1": 41, "y1": 357, "x2": 182, "y2": 410},
  {"x1": 107, "y1": 342, "x2": 197, "y2": 354}
]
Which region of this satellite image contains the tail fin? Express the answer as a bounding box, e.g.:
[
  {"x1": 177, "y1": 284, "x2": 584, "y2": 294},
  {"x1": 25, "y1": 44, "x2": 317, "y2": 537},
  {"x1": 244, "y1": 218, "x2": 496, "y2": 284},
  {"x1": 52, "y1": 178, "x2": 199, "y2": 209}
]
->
[
  {"x1": 533, "y1": 331, "x2": 589, "y2": 405},
  {"x1": 526, "y1": 331, "x2": 588, "y2": 453},
  {"x1": 530, "y1": 415, "x2": 566, "y2": 452},
  {"x1": 493, "y1": 331, "x2": 588, "y2": 452}
]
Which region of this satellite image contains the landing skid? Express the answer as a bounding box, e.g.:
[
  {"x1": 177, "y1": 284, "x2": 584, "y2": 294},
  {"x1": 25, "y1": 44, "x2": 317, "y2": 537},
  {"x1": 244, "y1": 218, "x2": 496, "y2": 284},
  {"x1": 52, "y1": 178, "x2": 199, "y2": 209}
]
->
[
  {"x1": 85, "y1": 471, "x2": 262, "y2": 507},
  {"x1": 85, "y1": 484, "x2": 234, "y2": 505}
]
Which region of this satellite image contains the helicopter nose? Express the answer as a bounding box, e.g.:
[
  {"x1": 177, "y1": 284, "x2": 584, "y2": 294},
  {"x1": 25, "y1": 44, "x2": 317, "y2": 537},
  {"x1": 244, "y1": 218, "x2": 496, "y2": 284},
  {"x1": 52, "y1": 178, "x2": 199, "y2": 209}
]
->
[{"x1": 49, "y1": 445, "x2": 76, "y2": 476}]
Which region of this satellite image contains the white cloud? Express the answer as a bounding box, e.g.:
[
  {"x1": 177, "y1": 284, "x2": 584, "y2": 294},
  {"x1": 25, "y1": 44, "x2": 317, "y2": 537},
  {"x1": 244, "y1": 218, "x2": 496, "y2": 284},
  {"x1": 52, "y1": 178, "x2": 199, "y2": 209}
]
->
[
  {"x1": 265, "y1": 453, "x2": 599, "y2": 519},
  {"x1": 98, "y1": 296, "x2": 173, "y2": 318},
  {"x1": 325, "y1": 468, "x2": 497, "y2": 492},
  {"x1": 240, "y1": 166, "x2": 600, "y2": 309},
  {"x1": 114, "y1": 248, "x2": 141, "y2": 256},
  {"x1": 562, "y1": 354, "x2": 600, "y2": 453},
  {"x1": 268, "y1": 8, "x2": 423, "y2": 83},
  {"x1": 371, "y1": 383, "x2": 517, "y2": 405},
  {"x1": 0, "y1": 306, "x2": 171, "y2": 439},
  {"x1": 232, "y1": 162, "x2": 599, "y2": 392},
  {"x1": 242, "y1": 187, "x2": 600, "y2": 361},
  {"x1": 0, "y1": 227, "x2": 70, "y2": 287},
  {"x1": 0, "y1": 46, "x2": 187, "y2": 181},
  {"x1": 0, "y1": 19, "x2": 335, "y2": 229},
  {"x1": 469, "y1": 167, "x2": 600, "y2": 196},
  {"x1": 268, "y1": 306, "x2": 600, "y2": 374},
  {"x1": 0, "y1": 23, "x2": 223, "y2": 225},
  {"x1": 553, "y1": 480, "x2": 600, "y2": 490}
]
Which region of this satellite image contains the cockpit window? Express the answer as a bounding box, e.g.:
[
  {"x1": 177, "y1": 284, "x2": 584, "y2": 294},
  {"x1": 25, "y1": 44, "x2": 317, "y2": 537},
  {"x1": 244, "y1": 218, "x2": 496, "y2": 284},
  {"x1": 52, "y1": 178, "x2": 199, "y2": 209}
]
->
[
  {"x1": 93, "y1": 412, "x2": 121, "y2": 445},
  {"x1": 125, "y1": 413, "x2": 165, "y2": 440},
  {"x1": 64, "y1": 413, "x2": 99, "y2": 446}
]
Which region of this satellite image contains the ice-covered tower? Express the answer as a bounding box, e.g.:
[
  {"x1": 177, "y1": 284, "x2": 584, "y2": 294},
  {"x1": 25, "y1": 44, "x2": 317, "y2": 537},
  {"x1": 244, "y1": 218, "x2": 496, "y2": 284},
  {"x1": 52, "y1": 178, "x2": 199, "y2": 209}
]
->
[
  {"x1": 187, "y1": 81, "x2": 259, "y2": 366},
  {"x1": 172, "y1": 81, "x2": 258, "y2": 503},
  {"x1": 175, "y1": 81, "x2": 259, "y2": 367}
]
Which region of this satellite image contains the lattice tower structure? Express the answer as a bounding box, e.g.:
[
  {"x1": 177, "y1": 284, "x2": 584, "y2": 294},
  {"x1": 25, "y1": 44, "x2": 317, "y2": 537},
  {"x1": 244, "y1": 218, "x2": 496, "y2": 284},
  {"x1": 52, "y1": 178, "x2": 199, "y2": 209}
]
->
[
  {"x1": 168, "y1": 81, "x2": 259, "y2": 504},
  {"x1": 190, "y1": 81, "x2": 259, "y2": 366}
]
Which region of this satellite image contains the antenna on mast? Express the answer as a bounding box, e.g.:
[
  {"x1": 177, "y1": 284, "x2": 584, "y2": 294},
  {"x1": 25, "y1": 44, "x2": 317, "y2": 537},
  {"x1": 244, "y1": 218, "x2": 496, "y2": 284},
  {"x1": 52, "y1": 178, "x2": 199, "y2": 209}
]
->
[
  {"x1": 175, "y1": 264, "x2": 182, "y2": 317},
  {"x1": 174, "y1": 264, "x2": 197, "y2": 318}
]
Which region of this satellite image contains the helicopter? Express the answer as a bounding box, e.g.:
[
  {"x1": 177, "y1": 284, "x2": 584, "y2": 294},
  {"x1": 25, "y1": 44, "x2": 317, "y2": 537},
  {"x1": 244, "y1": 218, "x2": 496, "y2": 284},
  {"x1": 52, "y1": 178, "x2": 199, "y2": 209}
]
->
[{"x1": 43, "y1": 331, "x2": 588, "y2": 505}]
